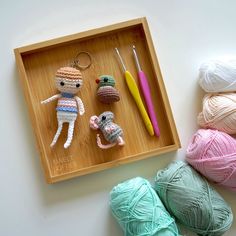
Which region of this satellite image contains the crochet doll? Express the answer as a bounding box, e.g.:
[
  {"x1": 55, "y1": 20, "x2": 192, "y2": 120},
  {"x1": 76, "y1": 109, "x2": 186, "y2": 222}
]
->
[
  {"x1": 41, "y1": 66, "x2": 85, "y2": 148},
  {"x1": 89, "y1": 111, "x2": 124, "y2": 149}
]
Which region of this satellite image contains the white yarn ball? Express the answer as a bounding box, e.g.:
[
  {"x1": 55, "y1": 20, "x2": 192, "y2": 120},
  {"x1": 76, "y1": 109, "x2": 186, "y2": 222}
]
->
[{"x1": 199, "y1": 59, "x2": 236, "y2": 93}]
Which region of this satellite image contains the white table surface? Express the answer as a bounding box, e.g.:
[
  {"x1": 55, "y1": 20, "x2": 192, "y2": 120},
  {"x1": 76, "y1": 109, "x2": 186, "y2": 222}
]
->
[{"x1": 1, "y1": 0, "x2": 236, "y2": 235}]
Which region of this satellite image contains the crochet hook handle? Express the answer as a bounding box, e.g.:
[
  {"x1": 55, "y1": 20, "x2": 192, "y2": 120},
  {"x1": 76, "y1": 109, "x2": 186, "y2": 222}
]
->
[
  {"x1": 138, "y1": 70, "x2": 160, "y2": 136},
  {"x1": 125, "y1": 70, "x2": 154, "y2": 136},
  {"x1": 132, "y1": 45, "x2": 160, "y2": 137}
]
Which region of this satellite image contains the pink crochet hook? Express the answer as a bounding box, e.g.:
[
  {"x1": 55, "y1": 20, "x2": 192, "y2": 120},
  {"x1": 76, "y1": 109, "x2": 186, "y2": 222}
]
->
[{"x1": 132, "y1": 45, "x2": 160, "y2": 137}]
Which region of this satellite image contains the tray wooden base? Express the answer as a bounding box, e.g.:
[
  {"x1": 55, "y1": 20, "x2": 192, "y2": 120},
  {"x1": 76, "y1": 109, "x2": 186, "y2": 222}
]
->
[{"x1": 14, "y1": 18, "x2": 180, "y2": 183}]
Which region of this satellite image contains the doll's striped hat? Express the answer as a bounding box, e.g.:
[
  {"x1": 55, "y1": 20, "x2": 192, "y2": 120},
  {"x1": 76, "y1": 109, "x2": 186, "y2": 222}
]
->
[{"x1": 56, "y1": 67, "x2": 82, "y2": 80}]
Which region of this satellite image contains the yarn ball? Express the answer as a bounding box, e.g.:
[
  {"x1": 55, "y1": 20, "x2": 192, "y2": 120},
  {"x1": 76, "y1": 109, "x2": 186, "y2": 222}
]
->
[
  {"x1": 199, "y1": 59, "x2": 236, "y2": 93},
  {"x1": 97, "y1": 86, "x2": 120, "y2": 104},
  {"x1": 154, "y1": 161, "x2": 233, "y2": 236},
  {"x1": 186, "y1": 129, "x2": 236, "y2": 191},
  {"x1": 198, "y1": 93, "x2": 236, "y2": 134},
  {"x1": 110, "y1": 177, "x2": 179, "y2": 236}
]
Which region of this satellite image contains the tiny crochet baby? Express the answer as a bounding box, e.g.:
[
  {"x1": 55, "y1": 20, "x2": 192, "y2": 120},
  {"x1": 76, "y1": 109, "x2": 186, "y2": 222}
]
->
[
  {"x1": 41, "y1": 67, "x2": 85, "y2": 148},
  {"x1": 90, "y1": 111, "x2": 125, "y2": 149}
]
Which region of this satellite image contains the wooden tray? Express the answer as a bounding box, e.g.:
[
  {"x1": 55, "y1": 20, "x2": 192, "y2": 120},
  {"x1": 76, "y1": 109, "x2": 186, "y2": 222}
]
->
[{"x1": 14, "y1": 17, "x2": 180, "y2": 183}]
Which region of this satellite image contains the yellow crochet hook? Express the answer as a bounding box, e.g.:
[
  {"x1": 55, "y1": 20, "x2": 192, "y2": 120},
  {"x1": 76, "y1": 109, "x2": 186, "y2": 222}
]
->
[{"x1": 115, "y1": 48, "x2": 154, "y2": 136}]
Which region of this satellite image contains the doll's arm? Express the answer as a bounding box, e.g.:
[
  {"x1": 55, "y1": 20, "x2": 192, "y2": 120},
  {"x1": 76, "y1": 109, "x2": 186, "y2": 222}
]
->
[
  {"x1": 75, "y1": 96, "x2": 85, "y2": 115},
  {"x1": 41, "y1": 94, "x2": 61, "y2": 104}
]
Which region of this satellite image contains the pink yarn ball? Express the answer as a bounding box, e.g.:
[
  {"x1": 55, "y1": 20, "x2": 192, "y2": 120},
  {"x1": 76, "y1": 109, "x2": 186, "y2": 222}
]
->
[
  {"x1": 186, "y1": 129, "x2": 236, "y2": 191},
  {"x1": 198, "y1": 93, "x2": 236, "y2": 134}
]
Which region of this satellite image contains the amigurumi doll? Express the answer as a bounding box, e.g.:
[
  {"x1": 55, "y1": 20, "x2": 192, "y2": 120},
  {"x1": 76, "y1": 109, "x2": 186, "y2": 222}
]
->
[
  {"x1": 41, "y1": 66, "x2": 85, "y2": 148},
  {"x1": 95, "y1": 75, "x2": 120, "y2": 104},
  {"x1": 89, "y1": 111, "x2": 124, "y2": 149}
]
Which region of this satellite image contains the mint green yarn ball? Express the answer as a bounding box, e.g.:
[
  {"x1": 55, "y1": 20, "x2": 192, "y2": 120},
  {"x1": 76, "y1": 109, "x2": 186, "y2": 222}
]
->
[
  {"x1": 110, "y1": 177, "x2": 179, "y2": 236},
  {"x1": 154, "y1": 161, "x2": 233, "y2": 236}
]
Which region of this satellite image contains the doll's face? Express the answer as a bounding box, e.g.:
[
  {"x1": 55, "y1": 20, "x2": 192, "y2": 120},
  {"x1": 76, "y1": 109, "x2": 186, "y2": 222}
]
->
[{"x1": 55, "y1": 77, "x2": 83, "y2": 94}]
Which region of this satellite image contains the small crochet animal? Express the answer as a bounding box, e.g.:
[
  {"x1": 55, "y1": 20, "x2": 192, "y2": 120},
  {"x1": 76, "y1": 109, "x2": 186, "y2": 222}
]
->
[
  {"x1": 95, "y1": 75, "x2": 120, "y2": 104},
  {"x1": 90, "y1": 111, "x2": 125, "y2": 149},
  {"x1": 41, "y1": 66, "x2": 85, "y2": 148}
]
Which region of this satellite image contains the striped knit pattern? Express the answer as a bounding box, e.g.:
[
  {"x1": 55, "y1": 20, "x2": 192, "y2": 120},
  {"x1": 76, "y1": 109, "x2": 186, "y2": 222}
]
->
[
  {"x1": 56, "y1": 67, "x2": 82, "y2": 80},
  {"x1": 102, "y1": 124, "x2": 123, "y2": 143},
  {"x1": 97, "y1": 86, "x2": 120, "y2": 104},
  {"x1": 57, "y1": 111, "x2": 77, "y2": 121},
  {"x1": 98, "y1": 112, "x2": 123, "y2": 143},
  {"x1": 56, "y1": 93, "x2": 77, "y2": 113},
  {"x1": 98, "y1": 75, "x2": 115, "y2": 88}
]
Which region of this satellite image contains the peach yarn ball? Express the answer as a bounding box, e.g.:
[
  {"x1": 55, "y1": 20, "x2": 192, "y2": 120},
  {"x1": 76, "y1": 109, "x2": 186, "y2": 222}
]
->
[{"x1": 198, "y1": 93, "x2": 236, "y2": 134}]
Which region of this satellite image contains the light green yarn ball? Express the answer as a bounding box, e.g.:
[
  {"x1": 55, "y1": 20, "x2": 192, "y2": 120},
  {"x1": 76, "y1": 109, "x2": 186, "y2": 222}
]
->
[
  {"x1": 110, "y1": 177, "x2": 179, "y2": 236},
  {"x1": 154, "y1": 161, "x2": 233, "y2": 236}
]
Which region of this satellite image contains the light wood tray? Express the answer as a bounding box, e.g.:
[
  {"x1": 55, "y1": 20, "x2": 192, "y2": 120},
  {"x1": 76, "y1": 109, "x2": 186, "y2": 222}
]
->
[{"x1": 14, "y1": 18, "x2": 180, "y2": 183}]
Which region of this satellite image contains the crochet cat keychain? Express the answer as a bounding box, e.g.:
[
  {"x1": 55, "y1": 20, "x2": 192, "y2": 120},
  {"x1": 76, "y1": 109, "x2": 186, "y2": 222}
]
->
[
  {"x1": 41, "y1": 52, "x2": 92, "y2": 148},
  {"x1": 89, "y1": 111, "x2": 125, "y2": 149}
]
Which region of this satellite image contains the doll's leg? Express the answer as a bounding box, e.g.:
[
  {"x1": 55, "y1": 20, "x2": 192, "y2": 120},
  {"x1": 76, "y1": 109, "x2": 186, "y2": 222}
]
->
[
  {"x1": 50, "y1": 121, "x2": 63, "y2": 147},
  {"x1": 64, "y1": 121, "x2": 75, "y2": 149},
  {"x1": 117, "y1": 136, "x2": 125, "y2": 146}
]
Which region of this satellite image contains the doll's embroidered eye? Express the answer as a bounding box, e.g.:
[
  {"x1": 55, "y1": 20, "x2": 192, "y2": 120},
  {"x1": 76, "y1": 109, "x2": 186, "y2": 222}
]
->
[
  {"x1": 76, "y1": 83, "x2": 80, "y2": 88},
  {"x1": 104, "y1": 77, "x2": 108, "y2": 82},
  {"x1": 102, "y1": 116, "x2": 106, "y2": 121},
  {"x1": 60, "y1": 81, "x2": 65, "y2": 86}
]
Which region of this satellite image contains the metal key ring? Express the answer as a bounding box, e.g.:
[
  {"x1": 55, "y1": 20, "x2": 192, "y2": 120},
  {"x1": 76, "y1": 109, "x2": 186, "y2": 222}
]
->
[{"x1": 71, "y1": 51, "x2": 92, "y2": 70}]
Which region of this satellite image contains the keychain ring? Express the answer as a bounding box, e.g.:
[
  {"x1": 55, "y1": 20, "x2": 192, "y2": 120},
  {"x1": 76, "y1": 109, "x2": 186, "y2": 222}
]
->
[{"x1": 72, "y1": 51, "x2": 92, "y2": 70}]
